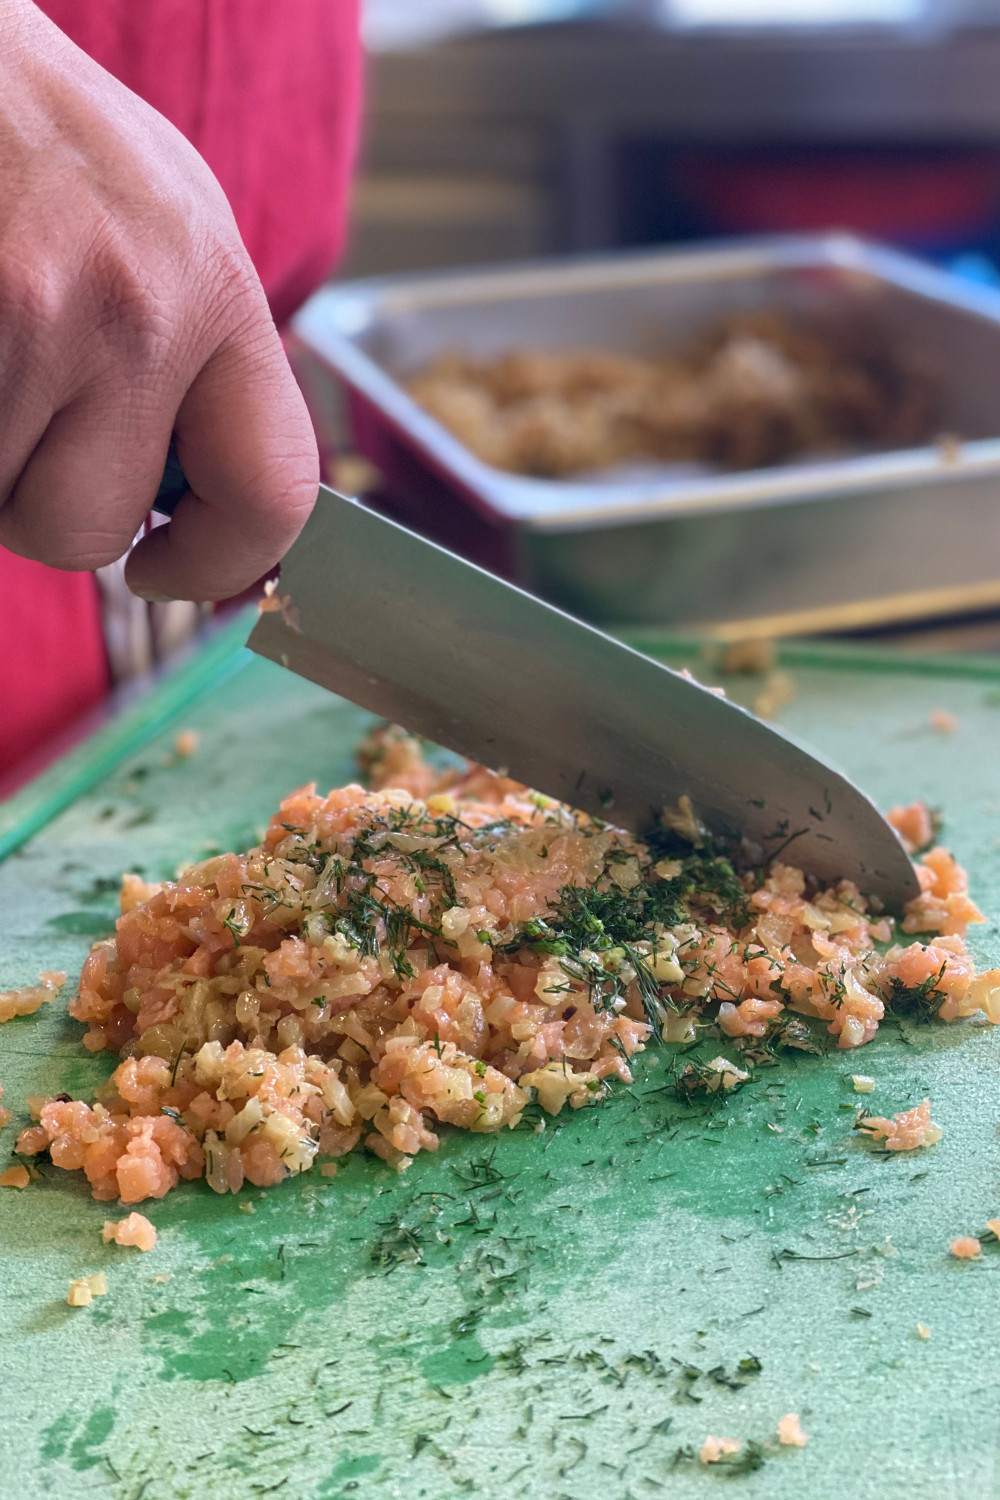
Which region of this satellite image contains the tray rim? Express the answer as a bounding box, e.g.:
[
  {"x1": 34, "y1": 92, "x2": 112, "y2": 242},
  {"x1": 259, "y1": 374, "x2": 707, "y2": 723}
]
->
[{"x1": 294, "y1": 231, "x2": 1000, "y2": 532}]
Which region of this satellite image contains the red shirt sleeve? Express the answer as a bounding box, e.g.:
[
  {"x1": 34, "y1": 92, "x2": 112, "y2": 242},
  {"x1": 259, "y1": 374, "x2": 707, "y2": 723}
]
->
[
  {"x1": 0, "y1": 552, "x2": 111, "y2": 778},
  {"x1": 38, "y1": 0, "x2": 363, "y2": 322}
]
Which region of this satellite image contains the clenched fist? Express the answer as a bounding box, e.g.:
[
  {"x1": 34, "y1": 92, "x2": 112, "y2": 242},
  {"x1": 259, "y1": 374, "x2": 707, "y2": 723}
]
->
[{"x1": 0, "y1": 0, "x2": 319, "y2": 601}]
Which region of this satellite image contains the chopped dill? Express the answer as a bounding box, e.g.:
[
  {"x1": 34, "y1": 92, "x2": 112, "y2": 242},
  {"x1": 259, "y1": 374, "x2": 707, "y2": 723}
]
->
[
  {"x1": 715, "y1": 1439, "x2": 768, "y2": 1475},
  {"x1": 880, "y1": 961, "x2": 949, "y2": 1021}
]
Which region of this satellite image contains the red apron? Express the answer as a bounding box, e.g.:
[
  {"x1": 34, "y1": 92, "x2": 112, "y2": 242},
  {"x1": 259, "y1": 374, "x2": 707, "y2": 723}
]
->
[{"x1": 2, "y1": 0, "x2": 361, "y2": 776}]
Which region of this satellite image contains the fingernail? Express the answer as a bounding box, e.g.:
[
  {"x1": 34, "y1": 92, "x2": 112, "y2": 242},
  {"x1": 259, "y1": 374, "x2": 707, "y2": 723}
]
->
[{"x1": 131, "y1": 587, "x2": 175, "y2": 604}]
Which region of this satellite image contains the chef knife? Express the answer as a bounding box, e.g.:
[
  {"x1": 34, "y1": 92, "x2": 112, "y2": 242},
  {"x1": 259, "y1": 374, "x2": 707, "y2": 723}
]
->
[{"x1": 155, "y1": 459, "x2": 918, "y2": 908}]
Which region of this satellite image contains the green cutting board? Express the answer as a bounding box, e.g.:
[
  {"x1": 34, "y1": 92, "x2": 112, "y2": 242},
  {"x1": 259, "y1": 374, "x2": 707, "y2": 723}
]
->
[{"x1": 3, "y1": 618, "x2": 1000, "y2": 1500}]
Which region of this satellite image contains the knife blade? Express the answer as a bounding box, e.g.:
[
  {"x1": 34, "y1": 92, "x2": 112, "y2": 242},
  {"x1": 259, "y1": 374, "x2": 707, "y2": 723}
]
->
[{"x1": 239, "y1": 484, "x2": 917, "y2": 909}]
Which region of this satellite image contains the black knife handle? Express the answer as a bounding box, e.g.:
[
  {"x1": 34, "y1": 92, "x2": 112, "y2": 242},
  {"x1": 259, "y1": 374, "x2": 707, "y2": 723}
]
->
[{"x1": 153, "y1": 439, "x2": 189, "y2": 516}]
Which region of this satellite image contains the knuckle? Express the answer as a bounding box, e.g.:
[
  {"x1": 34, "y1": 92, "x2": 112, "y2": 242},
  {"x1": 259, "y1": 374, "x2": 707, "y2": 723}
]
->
[
  {"x1": 84, "y1": 242, "x2": 179, "y2": 371},
  {"x1": 195, "y1": 251, "x2": 270, "y2": 342},
  {"x1": 82, "y1": 225, "x2": 261, "y2": 380},
  {"x1": 0, "y1": 254, "x2": 65, "y2": 332}
]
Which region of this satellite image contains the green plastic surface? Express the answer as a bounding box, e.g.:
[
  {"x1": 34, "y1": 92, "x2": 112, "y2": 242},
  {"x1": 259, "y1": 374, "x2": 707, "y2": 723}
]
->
[{"x1": 2, "y1": 632, "x2": 1000, "y2": 1500}]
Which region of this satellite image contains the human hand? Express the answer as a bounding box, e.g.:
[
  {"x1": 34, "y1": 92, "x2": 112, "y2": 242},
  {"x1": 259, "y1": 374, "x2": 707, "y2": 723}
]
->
[{"x1": 0, "y1": 0, "x2": 318, "y2": 601}]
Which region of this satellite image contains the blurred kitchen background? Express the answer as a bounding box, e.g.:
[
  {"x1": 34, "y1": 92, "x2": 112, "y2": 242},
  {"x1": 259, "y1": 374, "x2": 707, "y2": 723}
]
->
[
  {"x1": 352, "y1": 0, "x2": 1000, "y2": 278},
  {"x1": 296, "y1": 0, "x2": 1000, "y2": 651}
]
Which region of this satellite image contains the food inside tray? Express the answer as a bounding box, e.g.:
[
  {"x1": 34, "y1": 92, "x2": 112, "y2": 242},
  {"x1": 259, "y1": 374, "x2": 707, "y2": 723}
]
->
[
  {"x1": 405, "y1": 311, "x2": 938, "y2": 477},
  {"x1": 9, "y1": 729, "x2": 997, "y2": 1204}
]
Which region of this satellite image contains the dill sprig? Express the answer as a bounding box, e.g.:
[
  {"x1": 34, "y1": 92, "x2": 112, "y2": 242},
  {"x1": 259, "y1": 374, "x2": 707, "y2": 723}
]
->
[
  {"x1": 736, "y1": 1013, "x2": 824, "y2": 1068},
  {"x1": 879, "y1": 961, "x2": 949, "y2": 1022},
  {"x1": 715, "y1": 1439, "x2": 768, "y2": 1475}
]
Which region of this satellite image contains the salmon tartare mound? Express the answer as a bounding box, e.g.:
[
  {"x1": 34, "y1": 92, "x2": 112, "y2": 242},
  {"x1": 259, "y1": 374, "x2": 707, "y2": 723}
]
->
[{"x1": 14, "y1": 731, "x2": 999, "y2": 1202}]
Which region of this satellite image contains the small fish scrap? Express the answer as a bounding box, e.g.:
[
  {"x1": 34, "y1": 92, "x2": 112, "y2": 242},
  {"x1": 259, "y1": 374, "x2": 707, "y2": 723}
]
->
[
  {"x1": 776, "y1": 1413, "x2": 809, "y2": 1447},
  {"x1": 0, "y1": 1084, "x2": 9, "y2": 1132},
  {"x1": 102, "y1": 1212, "x2": 157, "y2": 1251},
  {"x1": 257, "y1": 578, "x2": 300, "y2": 633},
  {"x1": 950, "y1": 1220, "x2": 1000, "y2": 1258},
  {"x1": 700, "y1": 1436, "x2": 741, "y2": 1464},
  {"x1": 858, "y1": 1098, "x2": 943, "y2": 1151},
  {"x1": 66, "y1": 1272, "x2": 108, "y2": 1307},
  {"x1": 0, "y1": 971, "x2": 65, "y2": 1023},
  {"x1": 173, "y1": 729, "x2": 200, "y2": 759}
]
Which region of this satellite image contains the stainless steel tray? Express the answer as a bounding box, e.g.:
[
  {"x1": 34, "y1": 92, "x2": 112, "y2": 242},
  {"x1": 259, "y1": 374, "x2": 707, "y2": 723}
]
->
[{"x1": 292, "y1": 234, "x2": 1000, "y2": 632}]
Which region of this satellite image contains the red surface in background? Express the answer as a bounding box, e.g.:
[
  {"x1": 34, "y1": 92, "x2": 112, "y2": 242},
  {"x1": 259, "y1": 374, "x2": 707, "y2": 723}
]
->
[
  {"x1": 1, "y1": 0, "x2": 362, "y2": 780},
  {"x1": 41, "y1": 0, "x2": 362, "y2": 327},
  {"x1": 672, "y1": 150, "x2": 1000, "y2": 239}
]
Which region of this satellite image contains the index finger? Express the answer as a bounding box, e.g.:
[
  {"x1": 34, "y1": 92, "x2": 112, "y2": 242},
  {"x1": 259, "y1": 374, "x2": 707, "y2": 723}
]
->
[{"x1": 124, "y1": 320, "x2": 318, "y2": 601}]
